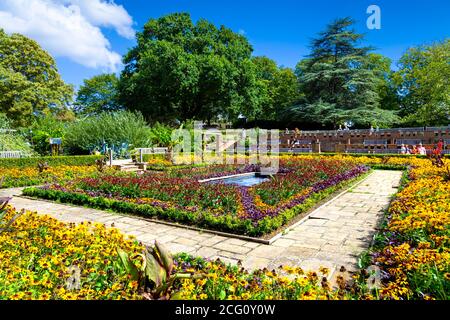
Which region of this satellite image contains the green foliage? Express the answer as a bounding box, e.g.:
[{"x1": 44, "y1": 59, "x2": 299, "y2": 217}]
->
[
  {"x1": 364, "y1": 53, "x2": 400, "y2": 113},
  {"x1": 149, "y1": 122, "x2": 175, "y2": 147},
  {"x1": 0, "y1": 113, "x2": 12, "y2": 129},
  {"x1": 29, "y1": 114, "x2": 69, "y2": 155},
  {"x1": 116, "y1": 241, "x2": 196, "y2": 299},
  {"x1": 119, "y1": 13, "x2": 262, "y2": 123},
  {"x1": 0, "y1": 155, "x2": 102, "y2": 169},
  {"x1": 0, "y1": 132, "x2": 35, "y2": 155},
  {"x1": 75, "y1": 73, "x2": 121, "y2": 116},
  {"x1": 252, "y1": 56, "x2": 300, "y2": 120},
  {"x1": 0, "y1": 113, "x2": 34, "y2": 154},
  {"x1": 64, "y1": 110, "x2": 152, "y2": 155},
  {"x1": 289, "y1": 18, "x2": 399, "y2": 128},
  {"x1": 0, "y1": 29, "x2": 73, "y2": 126},
  {"x1": 394, "y1": 39, "x2": 450, "y2": 126},
  {"x1": 0, "y1": 200, "x2": 23, "y2": 235}
]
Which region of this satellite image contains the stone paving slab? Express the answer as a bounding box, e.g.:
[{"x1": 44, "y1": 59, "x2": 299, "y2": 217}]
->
[{"x1": 0, "y1": 170, "x2": 402, "y2": 277}]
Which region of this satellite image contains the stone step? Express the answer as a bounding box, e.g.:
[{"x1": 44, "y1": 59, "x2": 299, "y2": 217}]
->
[{"x1": 120, "y1": 165, "x2": 140, "y2": 172}]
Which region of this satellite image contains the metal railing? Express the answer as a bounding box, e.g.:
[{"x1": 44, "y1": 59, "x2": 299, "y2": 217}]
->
[
  {"x1": 284, "y1": 126, "x2": 449, "y2": 135},
  {"x1": 135, "y1": 147, "x2": 168, "y2": 162},
  {"x1": 363, "y1": 139, "x2": 387, "y2": 146},
  {"x1": 0, "y1": 129, "x2": 17, "y2": 134},
  {"x1": 0, "y1": 151, "x2": 23, "y2": 158},
  {"x1": 396, "y1": 139, "x2": 424, "y2": 146}
]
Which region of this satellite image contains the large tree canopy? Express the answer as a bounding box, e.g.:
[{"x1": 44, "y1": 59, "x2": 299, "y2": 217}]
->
[
  {"x1": 363, "y1": 53, "x2": 400, "y2": 113},
  {"x1": 252, "y1": 56, "x2": 300, "y2": 120},
  {"x1": 287, "y1": 18, "x2": 399, "y2": 128},
  {"x1": 394, "y1": 39, "x2": 450, "y2": 126},
  {"x1": 0, "y1": 29, "x2": 73, "y2": 126},
  {"x1": 74, "y1": 73, "x2": 121, "y2": 116},
  {"x1": 118, "y1": 13, "x2": 262, "y2": 123}
]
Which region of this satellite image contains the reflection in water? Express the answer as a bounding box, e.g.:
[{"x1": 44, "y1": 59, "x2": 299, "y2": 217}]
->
[{"x1": 207, "y1": 174, "x2": 269, "y2": 187}]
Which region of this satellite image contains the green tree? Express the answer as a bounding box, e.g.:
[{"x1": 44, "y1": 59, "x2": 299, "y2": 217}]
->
[
  {"x1": 288, "y1": 18, "x2": 398, "y2": 128},
  {"x1": 252, "y1": 56, "x2": 300, "y2": 120},
  {"x1": 364, "y1": 53, "x2": 400, "y2": 113},
  {"x1": 74, "y1": 73, "x2": 121, "y2": 116},
  {"x1": 118, "y1": 13, "x2": 262, "y2": 124},
  {"x1": 394, "y1": 39, "x2": 450, "y2": 126},
  {"x1": 0, "y1": 29, "x2": 73, "y2": 126},
  {"x1": 0, "y1": 113, "x2": 12, "y2": 129}
]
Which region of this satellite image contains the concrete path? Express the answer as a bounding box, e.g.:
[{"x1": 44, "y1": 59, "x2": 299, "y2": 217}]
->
[{"x1": 0, "y1": 170, "x2": 402, "y2": 276}]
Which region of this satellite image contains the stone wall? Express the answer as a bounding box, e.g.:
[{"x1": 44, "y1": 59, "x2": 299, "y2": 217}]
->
[{"x1": 279, "y1": 126, "x2": 450, "y2": 153}]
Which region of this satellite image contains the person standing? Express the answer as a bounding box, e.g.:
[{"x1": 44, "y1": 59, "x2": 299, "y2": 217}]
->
[
  {"x1": 418, "y1": 143, "x2": 427, "y2": 155},
  {"x1": 400, "y1": 144, "x2": 407, "y2": 154},
  {"x1": 437, "y1": 139, "x2": 444, "y2": 152}
]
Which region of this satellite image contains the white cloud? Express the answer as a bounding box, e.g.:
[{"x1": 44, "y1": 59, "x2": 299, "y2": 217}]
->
[
  {"x1": 61, "y1": 0, "x2": 135, "y2": 39},
  {"x1": 0, "y1": 0, "x2": 135, "y2": 72}
]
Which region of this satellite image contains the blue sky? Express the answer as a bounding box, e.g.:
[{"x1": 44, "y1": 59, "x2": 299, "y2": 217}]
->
[{"x1": 1, "y1": 0, "x2": 448, "y2": 89}]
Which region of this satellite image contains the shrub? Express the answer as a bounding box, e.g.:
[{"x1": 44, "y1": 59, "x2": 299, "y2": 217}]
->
[
  {"x1": 0, "y1": 133, "x2": 36, "y2": 156},
  {"x1": 0, "y1": 155, "x2": 102, "y2": 169},
  {"x1": 29, "y1": 114, "x2": 69, "y2": 155},
  {"x1": 0, "y1": 113, "x2": 12, "y2": 129},
  {"x1": 64, "y1": 111, "x2": 152, "y2": 155},
  {"x1": 149, "y1": 122, "x2": 174, "y2": 147}
]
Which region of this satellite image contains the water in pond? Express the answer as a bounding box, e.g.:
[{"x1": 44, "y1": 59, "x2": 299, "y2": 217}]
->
[{"x1": 208, "y1": 174, "x2": 269, "y2": 187}]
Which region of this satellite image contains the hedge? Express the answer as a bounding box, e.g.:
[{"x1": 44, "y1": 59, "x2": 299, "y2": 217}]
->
[{"x1": 0, "y1": 155, "x2": 103, "y2": 168}]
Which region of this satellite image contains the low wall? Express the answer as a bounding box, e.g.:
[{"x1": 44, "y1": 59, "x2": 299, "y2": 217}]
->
[{"x1": 280, "y1": 126, "x2": 450, "y2": 153}]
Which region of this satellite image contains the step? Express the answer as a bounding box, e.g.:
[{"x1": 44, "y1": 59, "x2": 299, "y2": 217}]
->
[{"x1": 120, "y1": 166, "x2": 140, "y2": 172}]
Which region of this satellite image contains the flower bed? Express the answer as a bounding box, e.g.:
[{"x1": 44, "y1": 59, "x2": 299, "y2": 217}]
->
[
  {"x1": 364, "y1": 161, "x2": 450, "y2": 300},
  {"x1": 0, "y1": 207, "x2": 144, "y2": 300},
  {"x1": 0, "y1": 155, "x2": 105, "y2": 188},
  {"x1": 23, "y1": 158, "x2": 369, "y2": 236},
  {"x1": 170, "y1": 156, "x2": 450, "y2": 300},
  {"x1": 171, "y1": 254, "x2": 353, "y2": 300},
  {"x1": 3, "y1": 155, "x2": 449, "y2": 300},
  {"x1": 0, "y1": 165, "x2": 99, "y2": 188},
  {"x1": 0, "y1": 205, "x2": 349, "y2": 300}
]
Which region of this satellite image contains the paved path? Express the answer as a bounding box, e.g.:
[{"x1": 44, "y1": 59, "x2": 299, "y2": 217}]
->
[{"x1": 1, "y1": 170, "x2": 402, "y2": 276}]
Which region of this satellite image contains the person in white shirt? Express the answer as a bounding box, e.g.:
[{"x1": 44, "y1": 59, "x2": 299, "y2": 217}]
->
[
  {"x1": 400, "y1": 144, "x2": 407, "y2": 154},
  {"x1": 418, "y1": 143, "x2": 427, "y2": 155}
]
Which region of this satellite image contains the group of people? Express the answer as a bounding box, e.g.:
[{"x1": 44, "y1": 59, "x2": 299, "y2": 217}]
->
[{"x1": 400, "y1": 143, "x2": 427, "y2": 155}]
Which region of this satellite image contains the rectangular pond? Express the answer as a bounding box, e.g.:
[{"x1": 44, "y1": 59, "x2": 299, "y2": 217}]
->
[{"x1": 201, "y1": 173, "x2": 270, "y2": 187}]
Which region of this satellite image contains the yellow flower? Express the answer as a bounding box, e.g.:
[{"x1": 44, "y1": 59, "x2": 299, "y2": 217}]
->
[{"x1": 241, "y1": 292, "x2": 251, "y2": 300}]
